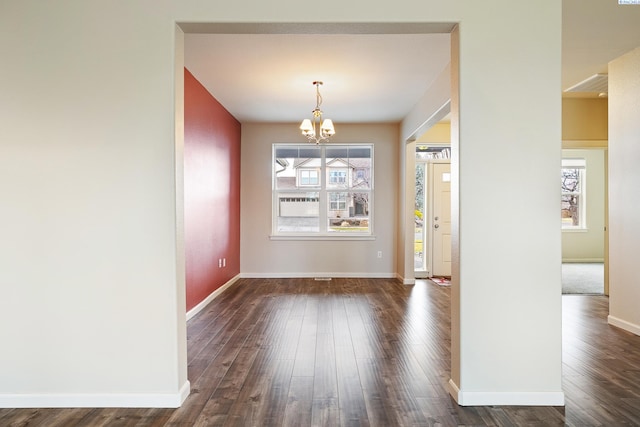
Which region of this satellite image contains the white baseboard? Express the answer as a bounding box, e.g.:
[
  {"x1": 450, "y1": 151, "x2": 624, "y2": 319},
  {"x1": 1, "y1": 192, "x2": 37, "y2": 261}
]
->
[
  {"x1": 608, "y1": 315, "x2": 640, "y2": 336},
  {"x1": 448, "y1": 379, "x2": 565, "y2": 406},
  {"x1": 398, "y1": 272, "x2": 417, "y2": 285},
  {"x1": 186, "y1": 275, "x2": 240, "y2": 321},
  {"x1": 178, "y1": 380, "x2": 190, "y2": 405},
  {"x1": 240, "y1": 272, "x2": 397, "y2": 279},
  {"x1": 0, "y1": 380, "x2": 190, "y2": 408},
  {"x1": 447, "y1": 379, "x2": 461, "y2": 402},
  {"x1": 562, "y1": 258, "x2": 604, "y2": 263}
]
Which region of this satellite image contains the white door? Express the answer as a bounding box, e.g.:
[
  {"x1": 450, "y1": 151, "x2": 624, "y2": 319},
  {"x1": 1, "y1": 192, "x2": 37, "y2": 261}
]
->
[{"x1": 431, "y1": 162, "x2": 451, "y2": 276}]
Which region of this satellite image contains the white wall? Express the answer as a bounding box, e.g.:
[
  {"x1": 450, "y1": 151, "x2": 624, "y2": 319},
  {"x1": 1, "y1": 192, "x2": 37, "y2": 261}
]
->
[
  {"x1": 608, "y1": 47, "x2": 640, "y2": 336},
  {"x1": 0, "y1": 4, "x2": 188, "y2": 407},
  {"x1": 0, "y1": 0, "x2": 562, "y2": 408},
  {"x1": 562, "y1": 149, "x2": 606, "y2": 262},
  {"x1": 240, "y1": 123, "x2": 398, "y2": 277},
  {"x1": 401, "y1": 5, "x2": 563, "y2": 405},
  {"x1": 402, "y1": 63, "x2": 451, "y2": 142}
]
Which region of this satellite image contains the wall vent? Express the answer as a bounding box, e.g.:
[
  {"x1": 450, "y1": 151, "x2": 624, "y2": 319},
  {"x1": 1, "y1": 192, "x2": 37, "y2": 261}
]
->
[{"x1": 565, "y1": 73, "x2": 608, "y2": 93}]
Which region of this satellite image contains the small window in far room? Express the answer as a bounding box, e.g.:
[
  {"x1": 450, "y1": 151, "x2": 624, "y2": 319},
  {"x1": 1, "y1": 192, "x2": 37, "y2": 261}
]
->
[
  {"x1": 561, "y1": 158, "x2": 586, "y2": 229},
  {"x1": 272, "y1": 143, "x2": 373, "y2": 237}
]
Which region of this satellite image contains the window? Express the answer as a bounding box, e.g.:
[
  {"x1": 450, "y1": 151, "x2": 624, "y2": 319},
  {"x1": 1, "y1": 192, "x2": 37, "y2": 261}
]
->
[
  {"x1": 329, "y1": 170, "x2": 347, "y2": 185},
  {"x1": 561, "y1": 158, "x2": 586, "y2": 229},
  {"x1": 273, "y1": 144, "x2": 373, "y2": 236},
  {"x1": 299, "y1": 169, "x2": 319, "y2": 186},
  {"x1": 329, "y1": 192, "x2": 347, "y2": 210}
]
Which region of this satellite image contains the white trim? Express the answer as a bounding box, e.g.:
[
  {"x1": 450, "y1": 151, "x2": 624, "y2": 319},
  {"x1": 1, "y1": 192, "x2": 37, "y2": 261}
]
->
[
  {"x1": 178, "y1": 380, "x2": 190, "y2": 406},
  {"x1": 393, "y1": 272, "x2": 416, "y2": 285},
  {"x1": 562, "y1": 140, "x2": 608, "y2": 149},
  {"x1": 448, "y1": 380, "x2": 564, "y2": 406},
  {"x1": 0, "y1": 381, "x2": 190, "y2": 408},
  {"x1": 608, "y1": 315, "x2": 640, "y2": 336},
  {"x1": 561, "y1": 228, "x2": 589, "y2": 233},
  {"x1": 562, "y1": 158, "x2": 586, "y2": 169},
  {"x1": 270, "y1": 235, "x2": 376, "y2": 241},
  {"x1": 562, "y1": 258, "x2": 604, "y2": 263},
  {"x1": 186, "y1": 275, "x2": 240, "y2": 321},
  {"x1": 240, "y1": 272, "x2": 396, "y2": 279}
]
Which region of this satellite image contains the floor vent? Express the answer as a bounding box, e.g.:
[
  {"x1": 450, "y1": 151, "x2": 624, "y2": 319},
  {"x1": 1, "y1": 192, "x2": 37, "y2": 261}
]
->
[
  {"x1": 314, "y1": 277, "x2": 332, "y2": 281},
  {"x1": 565, "y1": 73, "x2": 608, "y2": 93}
]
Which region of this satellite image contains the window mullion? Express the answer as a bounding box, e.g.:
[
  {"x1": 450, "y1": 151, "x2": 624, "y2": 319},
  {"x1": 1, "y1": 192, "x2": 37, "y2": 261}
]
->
[{"x1": 319, "y1": 145, "x2": 328, "y2": 233}]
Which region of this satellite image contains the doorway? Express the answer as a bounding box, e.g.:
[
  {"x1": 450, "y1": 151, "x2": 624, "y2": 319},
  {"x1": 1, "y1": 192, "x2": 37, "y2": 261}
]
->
[
  {"x1": 561, "y1": 147, "x2": 607, "y2": 295},
  {"x1": 414, "y1": 145, "x2": 451, "y2": 278}
]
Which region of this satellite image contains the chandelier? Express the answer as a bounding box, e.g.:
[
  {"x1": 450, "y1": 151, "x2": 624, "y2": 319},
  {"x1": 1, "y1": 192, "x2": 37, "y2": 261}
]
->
[{"x1": 299, "y1": 81, "x2": 335, "y2": 144}]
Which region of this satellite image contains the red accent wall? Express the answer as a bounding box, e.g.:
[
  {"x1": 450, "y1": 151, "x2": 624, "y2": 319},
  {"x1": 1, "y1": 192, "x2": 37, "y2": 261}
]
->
[{"x1": 184, "y1": 68, "x2": 241, "y2": 312}]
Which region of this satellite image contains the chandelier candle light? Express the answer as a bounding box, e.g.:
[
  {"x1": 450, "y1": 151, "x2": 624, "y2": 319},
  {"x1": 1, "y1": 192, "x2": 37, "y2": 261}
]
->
[{"x1": 300, "y1": 81, "x2": 335, "y2": 144}]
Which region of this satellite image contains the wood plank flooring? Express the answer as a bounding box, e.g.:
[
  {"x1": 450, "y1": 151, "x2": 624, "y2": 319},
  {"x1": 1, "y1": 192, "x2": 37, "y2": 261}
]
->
[{"x1": 2, "y1": 278, "x2": 640, "y2": 426}]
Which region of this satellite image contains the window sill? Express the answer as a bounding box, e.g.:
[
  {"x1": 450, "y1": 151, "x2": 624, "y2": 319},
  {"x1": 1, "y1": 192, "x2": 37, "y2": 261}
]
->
[
  {"x1": 270, "y1": 234, "x2": 376, "y2": 241},
  {"x1": 562, "y1": 228, "x2": 588, "y2": 233}
]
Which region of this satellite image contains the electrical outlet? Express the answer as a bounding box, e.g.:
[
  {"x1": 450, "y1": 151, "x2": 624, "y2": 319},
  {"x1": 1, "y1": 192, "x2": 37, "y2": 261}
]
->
[
  {"x1": 218, "y1": 258, "x2": 222, "y2": 268},
  {"x1": 377, "y1": 251, "x2": 382, "y2": 258}
]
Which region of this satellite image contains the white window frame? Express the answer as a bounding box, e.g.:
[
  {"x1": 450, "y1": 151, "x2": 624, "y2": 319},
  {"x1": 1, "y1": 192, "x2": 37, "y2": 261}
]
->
[
  {"x1": 561, "y1": 158, "x2": 587, "y2": 230},
  {"x1": 272, "y1": 143, "x2": 374, "y2": 239}
]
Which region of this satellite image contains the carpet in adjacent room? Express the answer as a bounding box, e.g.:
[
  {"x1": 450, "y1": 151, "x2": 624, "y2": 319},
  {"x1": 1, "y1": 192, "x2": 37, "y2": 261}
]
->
[{"x1": 562, "y1": 263, "x2": 604, "y2": 294}]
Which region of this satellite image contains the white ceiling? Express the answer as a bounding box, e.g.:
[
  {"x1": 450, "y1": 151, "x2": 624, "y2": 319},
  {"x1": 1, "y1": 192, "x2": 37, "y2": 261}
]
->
[
  {"x1": 185, "y1": 32, "x2": 451, "y2": 123},
  {"x1": 184, "y1": 1, "x2": 640, "y2": 124},
  {"x1": 562, "y1": 0, "x2": 640, "y2": 95}
]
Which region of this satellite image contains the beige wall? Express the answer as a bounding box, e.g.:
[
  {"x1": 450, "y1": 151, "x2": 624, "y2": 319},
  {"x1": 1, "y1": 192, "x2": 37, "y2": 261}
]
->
[
  {"x1": 608, "y1": 47, "x2": 640, "y2": 336},
  {"x1": 417, "y1": 122, "x2": 452, "y2": 144},
  {"x1": 562, "y1": 98, "x2": 608, "y2": 142},
  {"x1": 240, "y1": 123, "x2": 398, "y2": 277}
]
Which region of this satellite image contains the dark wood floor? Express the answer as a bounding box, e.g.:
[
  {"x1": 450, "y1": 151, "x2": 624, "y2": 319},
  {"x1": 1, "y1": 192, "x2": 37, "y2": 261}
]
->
[{"x1": 2, "y1": 278, "x2": 640, "y2": 426}]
